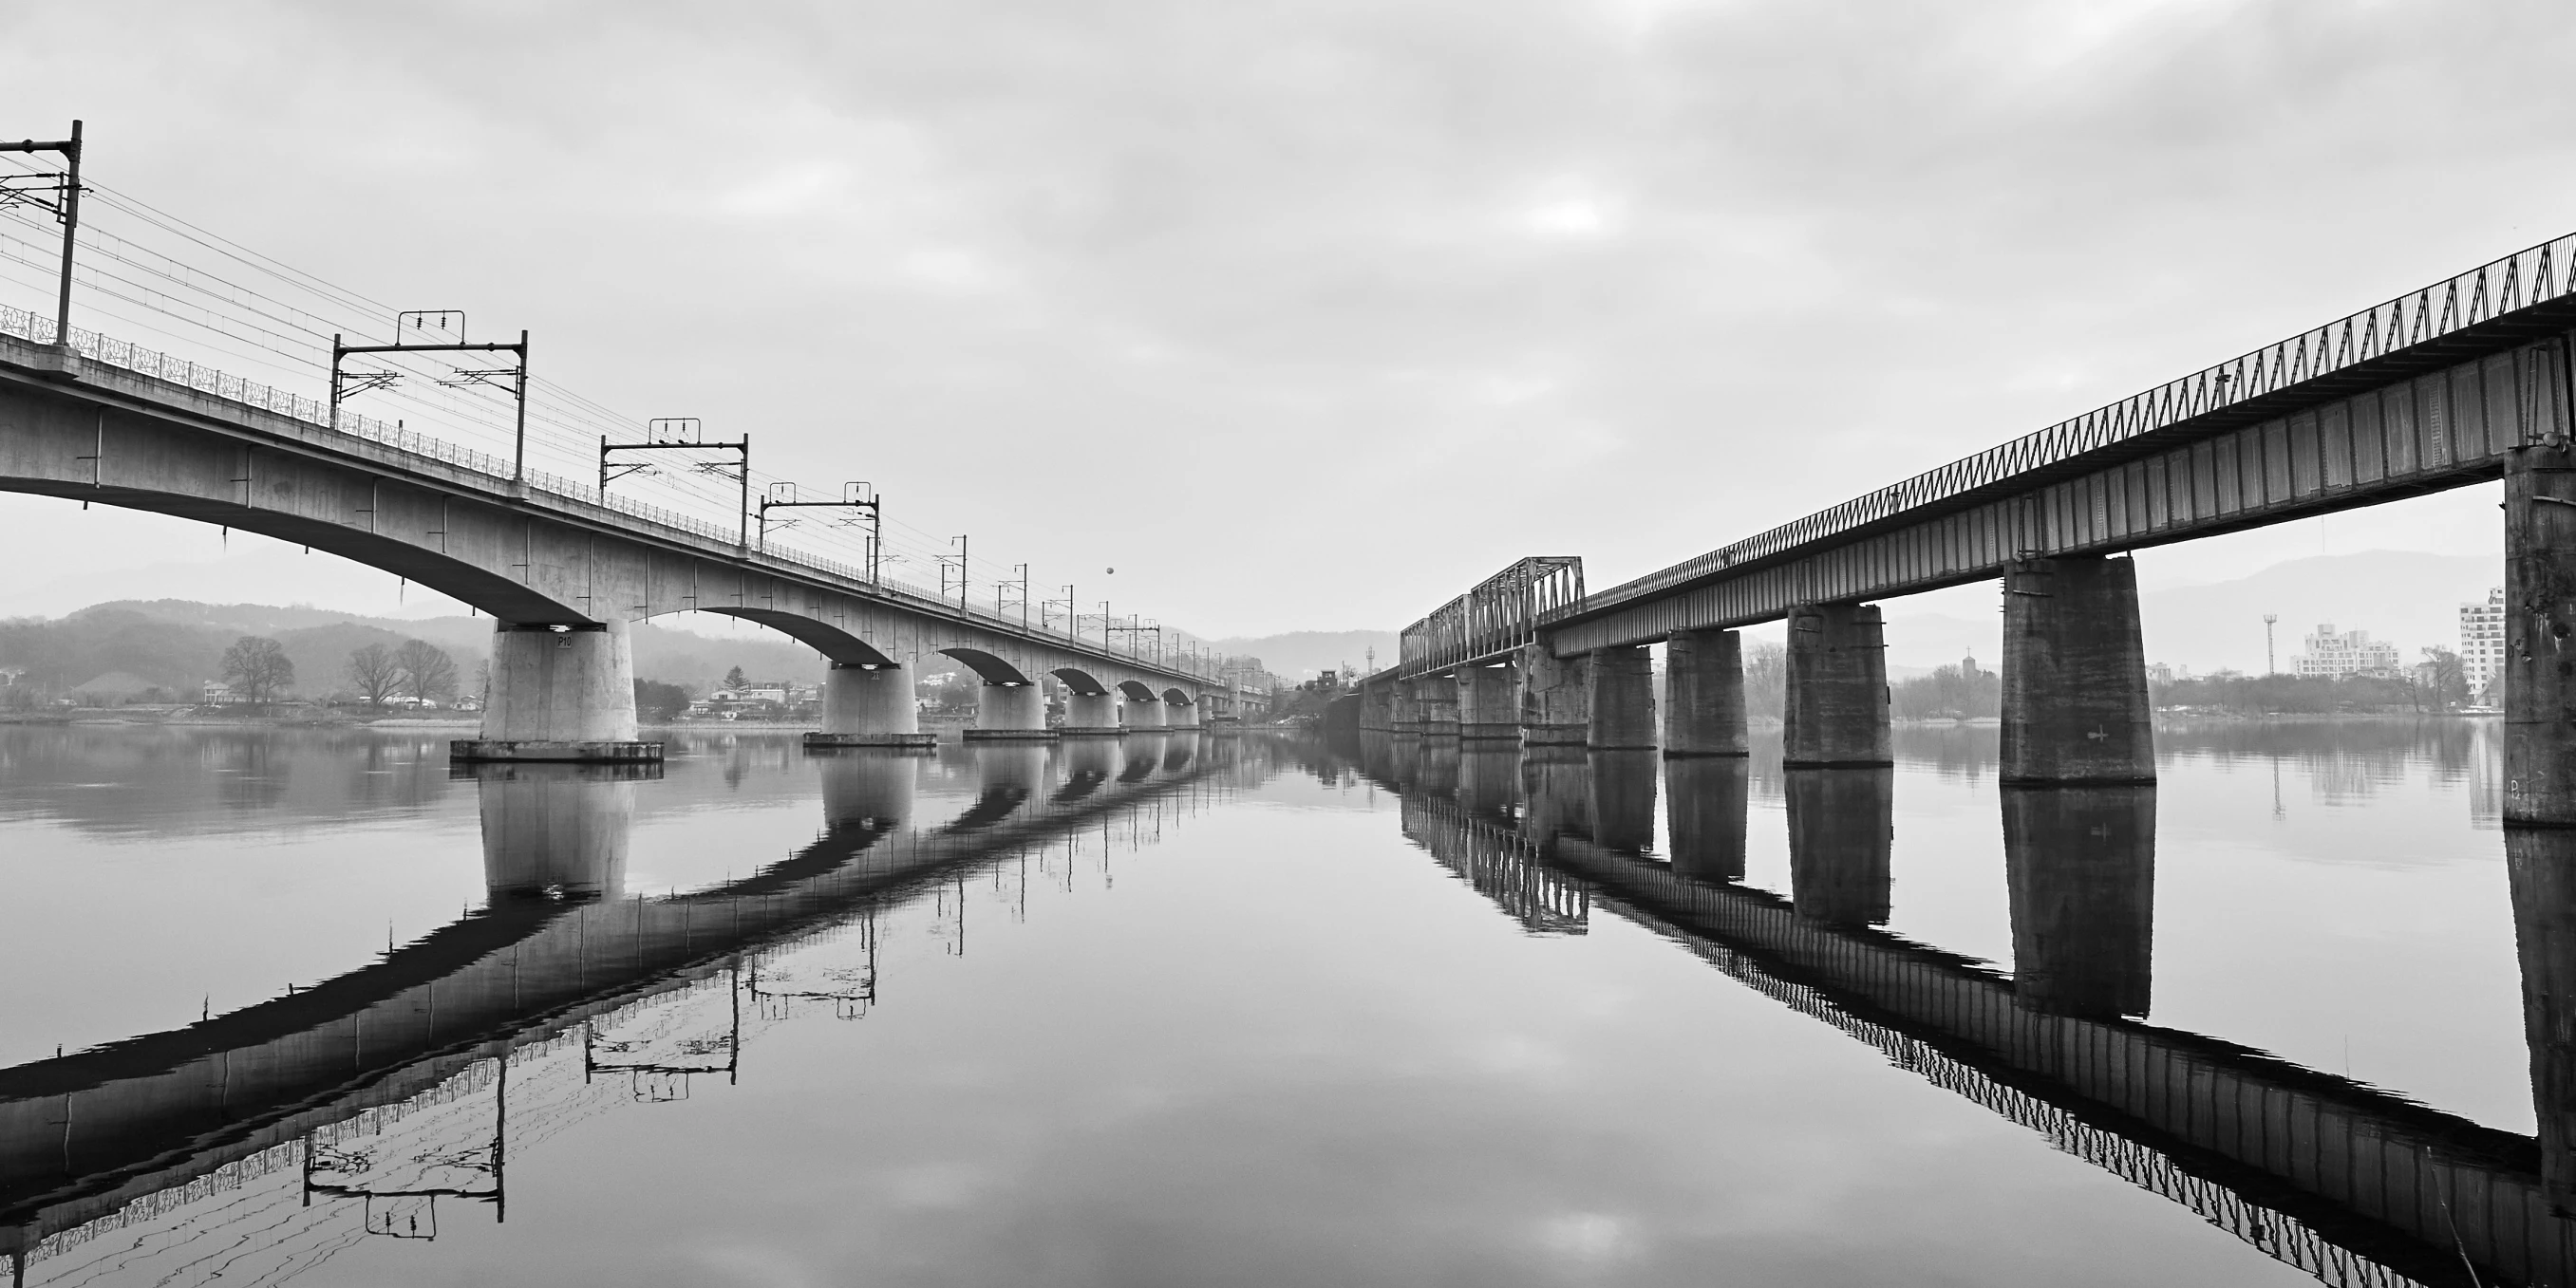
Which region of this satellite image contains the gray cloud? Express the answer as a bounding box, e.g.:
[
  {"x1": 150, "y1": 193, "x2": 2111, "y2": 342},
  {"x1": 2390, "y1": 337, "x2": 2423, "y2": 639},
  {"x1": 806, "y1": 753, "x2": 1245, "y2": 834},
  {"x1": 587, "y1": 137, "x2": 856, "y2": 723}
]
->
[{"x1": 5, "y1": 0, "x2": 2572, "y2": 634}]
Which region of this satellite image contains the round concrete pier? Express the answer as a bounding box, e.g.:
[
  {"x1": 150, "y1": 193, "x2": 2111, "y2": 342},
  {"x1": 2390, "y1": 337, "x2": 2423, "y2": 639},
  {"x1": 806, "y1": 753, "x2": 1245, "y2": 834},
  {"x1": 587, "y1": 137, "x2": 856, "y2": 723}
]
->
[
  {"x1": 454, "y1": 620, "x2": 662, "y2": 763},
  {"x1": 965, "y1": 681, "x2": 1054, "y2": 741},
  {"x1": 1062, "y1": 691, "x2": 1122, "y2": 736},
  {"x1": 807, "y1": 662, "x2": 935, "y2": 750}
]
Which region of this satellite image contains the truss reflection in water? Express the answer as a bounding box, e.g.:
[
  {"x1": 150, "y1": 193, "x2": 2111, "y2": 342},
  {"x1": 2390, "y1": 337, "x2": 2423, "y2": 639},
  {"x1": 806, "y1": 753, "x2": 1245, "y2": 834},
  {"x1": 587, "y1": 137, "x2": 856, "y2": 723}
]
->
[{"x1": 1349, "y1": 728, "x2": 2562, "y2": 1288}]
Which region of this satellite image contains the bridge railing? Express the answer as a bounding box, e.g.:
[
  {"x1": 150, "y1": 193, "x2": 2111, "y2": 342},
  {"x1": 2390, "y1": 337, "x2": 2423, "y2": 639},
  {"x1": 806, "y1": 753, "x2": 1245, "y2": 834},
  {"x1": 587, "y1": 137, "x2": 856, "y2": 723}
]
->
[
  {"x1": 0, "y1": 304, "x2": 1224, "y2": 684},
  {"x1": 1397, "y1": 555, "x2": 1582, "y2": 677},
  {"x1": 1556, "y1": 228, "x2": 2576, "y2": 622}
]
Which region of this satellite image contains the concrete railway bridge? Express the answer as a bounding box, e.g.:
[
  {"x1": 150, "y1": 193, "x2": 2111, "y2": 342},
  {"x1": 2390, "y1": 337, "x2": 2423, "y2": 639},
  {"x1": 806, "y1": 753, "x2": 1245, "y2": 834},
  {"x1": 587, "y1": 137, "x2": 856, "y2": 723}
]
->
[
  {"x1": 1360, "y1": 228, "x2": 2576, "y2": 823},
  {"x1": 0, "y1": 327, "x2": 1264, "y2": 759}
]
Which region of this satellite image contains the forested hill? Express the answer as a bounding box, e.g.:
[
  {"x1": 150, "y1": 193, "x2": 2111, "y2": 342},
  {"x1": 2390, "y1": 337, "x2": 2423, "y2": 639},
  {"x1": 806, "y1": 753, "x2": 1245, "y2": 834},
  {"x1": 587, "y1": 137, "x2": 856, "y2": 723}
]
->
[{"x1": 0, "y1": 601, "x2": 829, "y2": 700}]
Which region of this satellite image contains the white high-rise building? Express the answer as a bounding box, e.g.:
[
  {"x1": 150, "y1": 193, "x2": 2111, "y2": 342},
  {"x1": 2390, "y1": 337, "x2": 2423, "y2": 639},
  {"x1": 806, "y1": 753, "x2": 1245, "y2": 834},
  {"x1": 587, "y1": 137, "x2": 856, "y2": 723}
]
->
[
  {"x1": 2293, "y1": 624, "x2": 2400, "y2": 678},
  {"x1": 2461, "y1": 587, "x2": 2506, "y2": 700}
]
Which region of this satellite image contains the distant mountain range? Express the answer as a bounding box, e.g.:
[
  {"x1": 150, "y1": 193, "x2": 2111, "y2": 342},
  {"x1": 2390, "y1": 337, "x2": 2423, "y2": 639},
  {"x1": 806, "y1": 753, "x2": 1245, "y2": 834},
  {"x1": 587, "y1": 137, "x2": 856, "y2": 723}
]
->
[
  {"x1": 3, "y1": 550, "x2": 2491, "y2": 700},
  {"x1": 1206, "y1": 629, "x2": 1399, "y2": 681},
  {"x1": 0, "y1": 600, "x2": 830, "y2": 699}
]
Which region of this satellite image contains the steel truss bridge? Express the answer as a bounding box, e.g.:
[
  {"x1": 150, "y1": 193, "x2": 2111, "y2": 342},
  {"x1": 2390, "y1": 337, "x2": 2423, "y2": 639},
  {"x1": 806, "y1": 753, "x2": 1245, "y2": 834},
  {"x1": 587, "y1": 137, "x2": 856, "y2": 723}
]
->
[{"x1": 1396, "y1": 229, "x2": 2576, "y2": 675}]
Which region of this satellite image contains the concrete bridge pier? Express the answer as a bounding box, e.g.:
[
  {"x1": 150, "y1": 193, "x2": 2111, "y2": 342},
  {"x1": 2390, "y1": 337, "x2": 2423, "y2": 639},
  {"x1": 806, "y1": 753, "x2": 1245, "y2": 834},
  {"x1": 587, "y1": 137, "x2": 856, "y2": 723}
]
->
[
  {"x1": 2003, "y1": 786, "x2": 2155, "y2": 1019},
  {"x1": 1785, "y1": 767, "x2": 1893, "y2": 926},
  {"x1": 454, "y1": 620, "x2": 661, "y2": 763},
  {"x1": 2001, "y1": 556, "x2": 2154, "y2": 785},
  {"x1": 965, "y1": 681, "x2": 1053, "y2": 741},
  {"x1": 1664, "y1": 628, "x2": 1748, "y2": 757},
  {"x1": 476, "y1": 763, "x2": 640, "y2": 899},
  {"x1": 807, "y1": 662, "x2": 935, "y2": 750},
  {"x1": 1666, "y1": 756, "x2": 1749, "y2": 885},
  {"x1": 1124, "y1": 696, "x2": 1167, "y2": 731},
  {"x1": 1167, "y1": 697, "x2": 1201, "y2": 729},
  {"x1": 1415, "y1": 676, "x2": 1461, "y2": 737},
  {"x1": 1359, "y1": 684, "x2": 1395, "y2": 733},
  {"x1": 1589, "y1": 749, "x2": 1659, "y2": 854},
  {"x1": 1587, "y1": 645, "x2": 1657, "y2": 751},
  {"x1": 1457, "y1": 665, "x2": 1518, "y2": 741},
  {"x1": 2508, "y1": 443, "x2": 2576, "y2": 825},
  {"x1": 1516, "y1": 645, "x2": 1589, "y2": 748},
  {"x1": 1387, "y1": 683, "x2": 1420, "y2": 735},
  {"x1": 1063, "y1": 692, "x2": 1122, "y2": 735},
  {"x1": 1783, "y1": 603, "x2": 1891, "y2": 768}
]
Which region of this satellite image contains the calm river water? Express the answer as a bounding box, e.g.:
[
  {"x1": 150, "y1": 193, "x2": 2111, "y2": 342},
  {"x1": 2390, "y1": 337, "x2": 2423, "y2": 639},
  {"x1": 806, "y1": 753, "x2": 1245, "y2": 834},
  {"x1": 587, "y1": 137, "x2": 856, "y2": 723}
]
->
[{"x1": 0, "y1": 719, "x2": 2553, "y2": 1285}]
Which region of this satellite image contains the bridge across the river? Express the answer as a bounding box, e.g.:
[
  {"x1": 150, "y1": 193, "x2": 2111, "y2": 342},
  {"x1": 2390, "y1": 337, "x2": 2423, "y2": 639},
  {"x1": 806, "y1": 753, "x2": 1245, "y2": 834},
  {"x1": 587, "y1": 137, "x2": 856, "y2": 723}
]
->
[
  {"x1": 1362, "y1": 231, "x2": 2576, "y2": 822},
  {"x1": 0, "y1": 321, "x2": 1266, "y2": 758}
]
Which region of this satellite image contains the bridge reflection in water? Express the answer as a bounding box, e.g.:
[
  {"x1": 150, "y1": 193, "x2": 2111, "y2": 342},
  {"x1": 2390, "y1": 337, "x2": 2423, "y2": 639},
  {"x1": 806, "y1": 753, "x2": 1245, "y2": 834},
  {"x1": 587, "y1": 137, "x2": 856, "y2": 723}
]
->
[
  {"x1": 0, "y1": 735, "x2": 1266, "y2": 1285},
  {"x1": 1364, "y1": 730, "x2": 2576, "y2": 1288}
]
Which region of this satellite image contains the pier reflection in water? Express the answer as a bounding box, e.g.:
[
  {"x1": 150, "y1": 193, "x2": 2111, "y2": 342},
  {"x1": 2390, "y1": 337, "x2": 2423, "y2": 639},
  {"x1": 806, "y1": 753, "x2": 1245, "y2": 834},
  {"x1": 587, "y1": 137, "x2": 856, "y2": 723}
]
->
[
  {"x1": 1368, "y1": 722, "x2": 2571, "y2": 1288},
  {"x1": 0, "y1": 720, "x2": 2560, "y2": 1285}
]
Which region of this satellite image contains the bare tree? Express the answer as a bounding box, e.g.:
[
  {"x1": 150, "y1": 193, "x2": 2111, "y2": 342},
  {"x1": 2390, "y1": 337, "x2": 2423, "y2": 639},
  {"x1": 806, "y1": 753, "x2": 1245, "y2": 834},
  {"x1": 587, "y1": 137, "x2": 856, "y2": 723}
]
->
[
  {"x1": 221, "y1": 636, "x2": 295, "y2": 706},
  {"x1": 393, "y1": 639, "x2": 460, "y2": 704},
  {"x1": 347, "y1": 643, "x2": 403, "y2": 709}
]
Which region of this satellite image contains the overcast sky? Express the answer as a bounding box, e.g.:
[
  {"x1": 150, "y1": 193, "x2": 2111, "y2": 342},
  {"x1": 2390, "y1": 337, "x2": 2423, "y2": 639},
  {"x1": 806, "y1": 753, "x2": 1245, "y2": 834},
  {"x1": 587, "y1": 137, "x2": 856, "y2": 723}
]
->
[{"x1": 2, "y1": 0, "x2": 2567, "y2": 642}]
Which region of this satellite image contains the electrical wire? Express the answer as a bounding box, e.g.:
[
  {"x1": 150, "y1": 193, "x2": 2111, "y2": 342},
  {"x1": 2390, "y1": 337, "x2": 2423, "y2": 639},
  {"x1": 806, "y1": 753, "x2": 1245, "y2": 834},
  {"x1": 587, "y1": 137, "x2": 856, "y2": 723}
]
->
[{"x1": 0, "y1": 158, "x2": 1230, "y2": 673}]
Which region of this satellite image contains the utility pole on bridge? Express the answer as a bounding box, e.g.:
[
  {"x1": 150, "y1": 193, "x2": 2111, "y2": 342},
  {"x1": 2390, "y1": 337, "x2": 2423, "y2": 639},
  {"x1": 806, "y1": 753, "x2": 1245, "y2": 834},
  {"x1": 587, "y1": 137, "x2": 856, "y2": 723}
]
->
[
  {"x1": 755, "y1": 480, "x2": 879, "y2": 580},
  {"x1": 940, "y1": 536, "x2": 969, "y2": 610},
  {"x1": 598, "y1": 418, "x2": 751, "y2": 551},
  {"x1": 0, "y1": 120, "x2": 80, "y2": 356},
  {"x1": 333, "y1": 310, "x2": 530, "y2": 481}
]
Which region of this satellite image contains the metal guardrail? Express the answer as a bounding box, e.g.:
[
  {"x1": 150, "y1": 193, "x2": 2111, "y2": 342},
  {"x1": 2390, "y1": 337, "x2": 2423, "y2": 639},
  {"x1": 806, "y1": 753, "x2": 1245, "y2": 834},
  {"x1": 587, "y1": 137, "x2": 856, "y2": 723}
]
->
[
  {"x1": 0, "y1": 305, "x2": 1230, "y2": 685},
  {"x1": 1561, "y1": 228, "x2": 2576, "y2": 622},
  {"x1": 1398, "y1": 555, "x2": 1581, "y2": 677}
]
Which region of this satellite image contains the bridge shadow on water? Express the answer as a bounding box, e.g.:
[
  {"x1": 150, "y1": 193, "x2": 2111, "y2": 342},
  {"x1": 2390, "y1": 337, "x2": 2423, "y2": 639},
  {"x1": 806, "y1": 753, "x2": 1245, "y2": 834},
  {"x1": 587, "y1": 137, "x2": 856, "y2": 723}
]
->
[
  {"x1": 0, "y1": 732, "x2": 1269, "y2": 1283},
  {"x1": 1343, "y1": 724, "x2": 2576, "y2": 1288}
]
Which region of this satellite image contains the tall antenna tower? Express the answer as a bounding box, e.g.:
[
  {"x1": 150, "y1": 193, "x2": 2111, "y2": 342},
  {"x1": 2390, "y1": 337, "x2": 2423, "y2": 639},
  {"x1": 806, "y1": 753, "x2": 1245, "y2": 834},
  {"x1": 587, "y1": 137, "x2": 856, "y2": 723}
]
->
[{"x1": 2264, "y1": 614, "x2": 2279, "y2": 676}]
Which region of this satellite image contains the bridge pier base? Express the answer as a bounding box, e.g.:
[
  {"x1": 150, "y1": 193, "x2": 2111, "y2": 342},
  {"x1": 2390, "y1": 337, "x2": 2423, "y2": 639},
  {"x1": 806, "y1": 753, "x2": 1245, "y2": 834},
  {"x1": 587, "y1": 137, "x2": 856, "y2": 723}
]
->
[
  {"x1": 965, "y1": 681, "x2": 1054, "y2": 741},
  {"x1": 1784, "y1": 603, "x2": 1890, "y2": 768},
  {"x1": 1415, "y1": 677, "x2": 1460, "y2": 737},
  {"x1": 2003, "y1": 786, "x2": 2155, "y2": 1019},
  {"x1": 453, "y1": 620, "x2": 662, "y2": 763},
  {"x1": 1516, "y1": 645, "x2": 1589, "y2": 748},
  {"x1": 1457, "y1": 664, "x2": 1518, "y2": 741},
  {"x1": 2001, "y1": 556, "x2": 2154, "y2": 785},
  {"x1": 1387, "y1": 683, "x2": 1420, "y2": 736},
  {"x1": 1062, "y1": 691, "x2": 1122, "y2": 735},
  {"x1": 1360, "y1": 684, "x2": 1395, "y2": 733},
  {"x1": 1664, "y1": 628, "x2": 1747, "y2": 757},
  {"x1": 1167, "y1": 699, "x2": 1201, "y2": 730},
  {"x1": 2509, "y1": 443, "x2": 2576, "y2": 824},
  {"x1": 1124, "y1": 696, "x2": 1167, "y2": 731},
  {"x1": 1586, "y1": 645, "x2": 1656, "y2": 750},
  {"x1": 806, "y1": 662, "x2": 934, "y2": 750}
]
